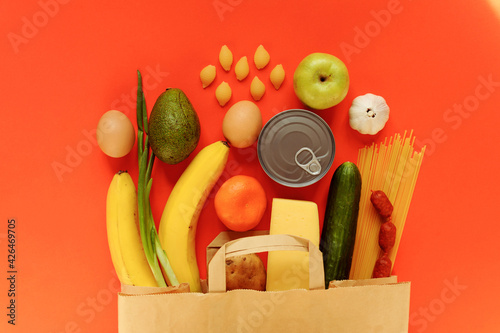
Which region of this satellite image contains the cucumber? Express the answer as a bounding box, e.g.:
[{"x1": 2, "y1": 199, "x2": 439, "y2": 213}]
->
[{"x1": 320, "y1": 161, "x2": 362, "y2": 286}]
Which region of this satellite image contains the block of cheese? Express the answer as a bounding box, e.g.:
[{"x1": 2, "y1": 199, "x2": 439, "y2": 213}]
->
[{"x1": 266, "y1": 198, "x2": 320, "y2": 291}]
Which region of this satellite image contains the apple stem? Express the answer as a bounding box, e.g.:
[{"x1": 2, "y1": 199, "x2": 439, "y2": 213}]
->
[{"x1": 320, "y1": 75, "x2": 331, "y2": 82}]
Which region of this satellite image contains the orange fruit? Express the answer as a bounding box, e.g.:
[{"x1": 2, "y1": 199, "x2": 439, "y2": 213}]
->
[{"x1": 214, "y1": 175, "x2": 267, "y2": 232}]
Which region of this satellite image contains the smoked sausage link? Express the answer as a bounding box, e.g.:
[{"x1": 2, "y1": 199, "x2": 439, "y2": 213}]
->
[
  {"x1": 370, "y1": 189, "x2": 396, "y2": 279},
  {"x1": 372, "y1": 253, "x2": 392, "y2": 278},
  {"x1": 379, "y1": 221, "x2": 397, "y2": 253},
  {"x1": 370, "y1": 190, "x2": 393, "y2": 219}
]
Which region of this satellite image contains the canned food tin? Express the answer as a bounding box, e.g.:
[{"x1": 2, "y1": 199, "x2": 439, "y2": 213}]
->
[{"x1": 257, "y1": 109, "x2": 335, "y2": 187}]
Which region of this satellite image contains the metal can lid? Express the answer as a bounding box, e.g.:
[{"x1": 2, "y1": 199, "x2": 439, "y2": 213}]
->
[{"x1": 257, "y1": 109, "x2": 335, "y2": 188}]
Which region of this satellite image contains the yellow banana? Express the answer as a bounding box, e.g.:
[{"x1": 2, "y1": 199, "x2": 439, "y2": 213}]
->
[
  {"x1": 106, "y1": 171, "x2": 157, "y2": 287},
  {"x1": 158, "y1": 141, "x2": 230, "y2": 292}
]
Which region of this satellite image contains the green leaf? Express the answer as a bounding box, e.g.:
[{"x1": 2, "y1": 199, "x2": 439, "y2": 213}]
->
[
  {"x1": 134, "y1": 69, "x2": 177, "y2": 289},
  {"x1": 155, "y1": 234, "x2": 179, "y2": 286},
  {"x1": 150, "y1": 227, "x2": 167, "y2": 288},
  {"x1": 136, "y1": 70, "x2": 144, "y2": 133},
  {"x1": 146, "y1": 151, "x2": 155, "y2": 182},
  {"x1": 142, "y1": 91, "x2": 148, "y2": 134}
]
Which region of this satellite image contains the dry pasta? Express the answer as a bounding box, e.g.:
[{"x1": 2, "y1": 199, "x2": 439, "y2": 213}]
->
[{"x1": 349, "y1": 130, "x2": 426, "y2": 279}]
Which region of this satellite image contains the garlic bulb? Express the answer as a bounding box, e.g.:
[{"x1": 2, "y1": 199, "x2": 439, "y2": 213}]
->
[{"x1": 349, "y1": 93, "x2": 390, "y2": 135}]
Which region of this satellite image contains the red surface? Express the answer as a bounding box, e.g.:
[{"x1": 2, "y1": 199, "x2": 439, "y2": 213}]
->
[{"x1": 2, "y1": 0, "x2": 500, "y2": 332}]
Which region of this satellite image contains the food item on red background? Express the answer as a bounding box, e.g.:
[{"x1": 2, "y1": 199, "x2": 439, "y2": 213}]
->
[
  {"x1": 148, "y1": 88, "x2": 201, "y2": 164},
  {"x1": 135, "y1": 71, "x2": 178, "y2": 287},
  {"x1": 370, "y1": 189, "x2": 396, "y2": 278},
  {"x1": 215, "y1": 81, "x2": 232, "y2": 106},
  {"x1": 372, "y1": 253, "x2": 392, "y2": 279},
  {"x1": 96, "y1": 110, "x2": 135, "y2": 158},
  {"x1": 202, "y1": 44, "x2": 284, "y2": 105},
  {"x1": 214, "y1": 175, "x2": 267, "y2": 232},
  {"x1": 250, "y1": 76, "x2": 266, "y2": 101},
  {"x1": 235, "y1": 56, "x2": 249, "y2": 81},
  {"x1": 219, "y1": 44, "x2": 233, "y2": 71},
  {"x1": 379, "y1": 221, "x2": 396, "y2": 253},
  {"x1": 222, "y1": 100, "x2": 262, "y2": 148},
  {"x1": 254, "y1": 44, "x2": 270, "y2": 69},
  {"x1": 158, "y1": 141, "x2": 230, "y2": 293},
  {"x1": 106, "y1": 171, "x2": 157, "y2": 287},
  {"x1": 350, "y1": 131, "x2": 426, "y2": 280},
  {"x1": 200, "y1": 65, "x2": 216, "y2": 88},
  {"x1": 320, "y1": 162, "x2": 362, "y2": 286},
  {"x1": 293, "y1": 52, "x2": 349, "y2": 110},
  {"x1": 266, "y1": 198, "x2": 320, "y2": 291},
  {"x1": 225, "y1": 254, "x2": 267, "y2": 291},
  {"x1": 349, "y1": 93, "x2": 390, "y2": 135},
  {"x1": 370, "y1": 190, "x2": 394, "y2": 219},
  {"x1": 257, "y1": 109, "x2": 335, "y2": 188},
  {"x1": 269, "y1": 64, "x2": 285, "y2": 90}
]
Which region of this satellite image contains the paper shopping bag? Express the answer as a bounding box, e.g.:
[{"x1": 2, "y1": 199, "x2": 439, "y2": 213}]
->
[{"x1": 118, "y1": 233, "x2": 410, "y2": 333}]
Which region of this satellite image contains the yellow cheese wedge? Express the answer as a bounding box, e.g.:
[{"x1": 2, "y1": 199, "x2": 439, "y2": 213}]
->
[{"x1": 266, "y1": 198, "x2": 320, "y2": 291}]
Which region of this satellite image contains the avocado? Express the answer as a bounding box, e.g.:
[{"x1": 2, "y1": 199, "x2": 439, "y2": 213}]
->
[{"x1": 149, "y1": 88, "x2": 201, "y2": 164}]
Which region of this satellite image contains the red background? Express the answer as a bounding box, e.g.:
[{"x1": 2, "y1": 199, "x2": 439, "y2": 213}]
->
[{"x1": 2, "y1": 0, "x2": 500, "y2": 332}]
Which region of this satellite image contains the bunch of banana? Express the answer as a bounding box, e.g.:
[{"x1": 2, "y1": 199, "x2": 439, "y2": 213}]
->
[
  {"x1": 158, "y1": 141, "x2": 230, "y2": 292},
  {"x1": 106, "y1": 171, "x2": 157, "y2": 287}
]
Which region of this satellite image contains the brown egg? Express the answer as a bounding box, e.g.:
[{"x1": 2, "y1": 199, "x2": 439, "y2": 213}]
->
[
  {"x1": 222, "y1": 101, "x2": 262, "y2": 148},
  {"x1": 96, "y1": 110, "x2": 135, "y2": 158}
]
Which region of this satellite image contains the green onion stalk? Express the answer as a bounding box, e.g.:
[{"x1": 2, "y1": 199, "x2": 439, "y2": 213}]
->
[{"x1": 136, "y1": 70, "x2": 179, "y2": 287}]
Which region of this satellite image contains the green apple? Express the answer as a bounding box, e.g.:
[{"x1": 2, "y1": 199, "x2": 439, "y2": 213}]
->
[{"x1": 293, "y1": 53, "x2": 349, "y2": 110}]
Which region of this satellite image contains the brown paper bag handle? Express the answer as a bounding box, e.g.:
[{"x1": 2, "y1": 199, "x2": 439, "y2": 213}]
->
[{"x1": 208, "y1": 234, "x2": 324, "y2": 293}]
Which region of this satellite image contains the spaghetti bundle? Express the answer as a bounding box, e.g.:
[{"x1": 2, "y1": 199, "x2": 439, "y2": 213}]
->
[{"x1": 349, "y1": 131, "x2": 426, "y2": 279}]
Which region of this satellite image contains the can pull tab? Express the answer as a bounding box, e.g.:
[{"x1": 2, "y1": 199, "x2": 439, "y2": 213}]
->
[{"x1": 295, "y1": 147, "x2": 322, "y2": 176}]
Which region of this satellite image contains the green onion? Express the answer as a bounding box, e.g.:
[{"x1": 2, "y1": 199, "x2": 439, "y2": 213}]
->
[{"x1": 136, "y1": 70, "x2": 178, "y2": 287}]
